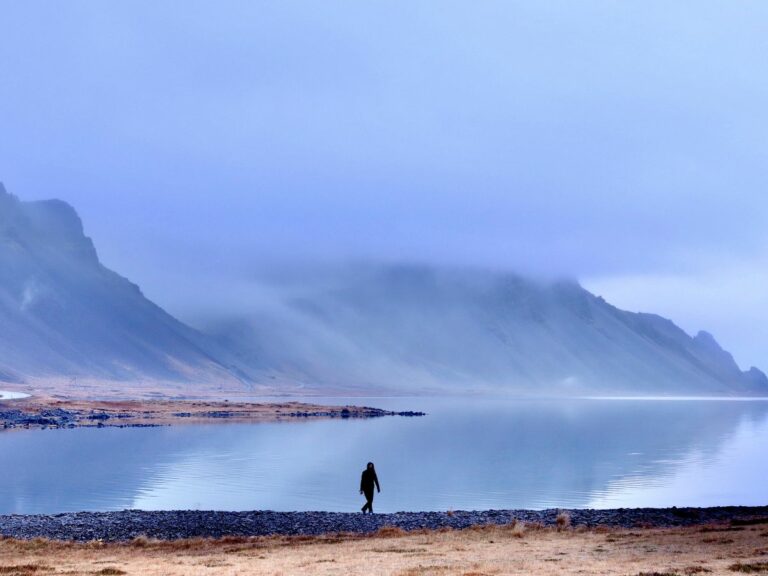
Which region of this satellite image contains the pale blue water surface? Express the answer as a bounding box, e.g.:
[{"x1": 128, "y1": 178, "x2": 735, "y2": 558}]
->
[
  {"x1": 0, "y1": 390, "x2": 30, "y2": 400},
  {"x1": 1, "y1": 397, "x2": 767, "y2": 514}
]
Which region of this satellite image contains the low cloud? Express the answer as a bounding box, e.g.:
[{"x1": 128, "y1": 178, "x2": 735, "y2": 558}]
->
[{"x1": 583, "y1": 255, "x2": 768, "y2": 370}]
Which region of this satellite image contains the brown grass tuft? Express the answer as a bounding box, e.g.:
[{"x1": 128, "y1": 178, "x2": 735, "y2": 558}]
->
[
  {"x1": 701, "y1": 537, "x2": 735, "y2": 544},
  {"x1": 13, "y1": 539, "x2": 51, "y2": 552},
  {"x1": 130, "y1": 535, "x2": 150, "y2": 547},
  {"x1": 510, "y1": 521, "x2": 526, "y2": 538},
  {"x1": 732, "y1": 518, "x2": 768, "y2": 527},
  {"x1": 556, "y1": 511, "x2": 572, "y2": 531},
  {"x1": 398, "y1": 566, "x2": 452, "y2": 575},
  {"x1": 700, "y1": 524, "x2": 744, "y2": 533},
  {"x1": 376, "y1": 525, "x2": 407, "y2": 538},
  {"x1": 0, "y1": 566, "x2": 51, "y2": 575},
  {"x1": 93, "y1": 569, "x2": 127, "y2": 576},
  {"x1": 729, "y1": 562, "x2": 768, "y2": 573},
  {"x1": 218, "y1": 535, "x2": 250, "y2": 544}
]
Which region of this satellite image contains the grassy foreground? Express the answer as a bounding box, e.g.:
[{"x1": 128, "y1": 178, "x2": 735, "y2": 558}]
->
[{"x1": 1, "y1": 519, "x2": 768, "y2": 576}]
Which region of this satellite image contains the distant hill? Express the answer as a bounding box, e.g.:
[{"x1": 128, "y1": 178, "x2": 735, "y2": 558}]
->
[
  {"x1": 0, "y1": 183, "x2": 247, "y2": 389},
  {"x1": 1, "y1": 183, "x2": 766, "y2": 396},
  {"x1": 205, "y1": 264, "x2": 768, "y2": 396}
]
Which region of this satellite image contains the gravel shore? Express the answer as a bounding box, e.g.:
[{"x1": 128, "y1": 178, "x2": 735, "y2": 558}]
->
[{"x1": 1, "y1": 506, "x2": 766, "y2": 542}]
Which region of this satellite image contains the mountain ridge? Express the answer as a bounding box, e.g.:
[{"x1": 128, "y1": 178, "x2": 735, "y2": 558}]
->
[
  {"x1": 1, "y1": 183, "x2": 765, "y2": 396},
  {"x1": 203, "y1": 264, "x2": 766, "y2": 395}
]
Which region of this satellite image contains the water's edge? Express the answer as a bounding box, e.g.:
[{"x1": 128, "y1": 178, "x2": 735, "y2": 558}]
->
[{"x1": 1, "y1": 506, "x2": 766, "y2": 541}]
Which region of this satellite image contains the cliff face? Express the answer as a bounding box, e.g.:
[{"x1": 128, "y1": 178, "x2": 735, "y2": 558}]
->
[{"x1": 0, "y1": 183, "x2": 244, "y2": 385}]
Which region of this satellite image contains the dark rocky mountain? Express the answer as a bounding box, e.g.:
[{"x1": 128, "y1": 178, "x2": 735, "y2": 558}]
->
[
  {"x1": 1, "y1": 183, "x2": 765, "y2": 396},
  {"x1": 0, "y1": 183, "x2": 247, "y2": 388}
]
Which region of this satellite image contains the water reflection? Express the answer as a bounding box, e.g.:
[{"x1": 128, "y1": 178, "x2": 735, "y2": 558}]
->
[
  {"x1": 0, "y1": 398, "x2": 766, "y2": 514},
  {"x1": 0, "y1": 390, "x2": 30, "y2": 400}
]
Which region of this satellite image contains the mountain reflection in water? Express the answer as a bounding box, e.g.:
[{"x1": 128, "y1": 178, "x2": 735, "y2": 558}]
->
[{"x1": 0, "y1": 397, "x2": 766, "y2": 514}]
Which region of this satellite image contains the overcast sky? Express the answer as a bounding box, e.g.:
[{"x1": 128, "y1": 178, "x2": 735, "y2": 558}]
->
[{"x1": 1, "y1": 1, "x2": 767, "y2": 368}]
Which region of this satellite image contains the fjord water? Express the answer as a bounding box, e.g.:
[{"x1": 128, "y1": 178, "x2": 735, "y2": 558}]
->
[{"x1": 1, "y1": 397, "x2": 767, "y2": 514}]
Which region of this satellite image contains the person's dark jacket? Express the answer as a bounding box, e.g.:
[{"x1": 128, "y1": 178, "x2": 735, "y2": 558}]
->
[{"x1": 360, "y1": 468, "x2": 380, "y2": 494}]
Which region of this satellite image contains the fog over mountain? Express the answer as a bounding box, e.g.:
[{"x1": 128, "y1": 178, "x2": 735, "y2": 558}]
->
[
  {"x1": 204, "y1": 265, "x2": 768, "y2": 395},
  {"x1": 1, "y1": 185, "x2": 766, "y2": 396}
]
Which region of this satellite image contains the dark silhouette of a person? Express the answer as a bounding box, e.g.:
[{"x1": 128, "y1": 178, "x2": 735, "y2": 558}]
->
[{"x1": 359, "y1": 461, "x2": 380, "y2": 513}]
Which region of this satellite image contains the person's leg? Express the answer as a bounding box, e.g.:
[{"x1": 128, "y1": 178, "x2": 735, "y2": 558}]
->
[{"x1": 365, "y1": 489, "x2": 374, "y2": 513}]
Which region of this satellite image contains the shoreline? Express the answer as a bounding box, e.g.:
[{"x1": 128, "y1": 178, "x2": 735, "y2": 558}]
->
[
  {"x1": 1, "y1": 505, "x2": 767, "y2": 542},
  {"x1": 0, "y1": 397, "x2": 425, "y2": 430}
]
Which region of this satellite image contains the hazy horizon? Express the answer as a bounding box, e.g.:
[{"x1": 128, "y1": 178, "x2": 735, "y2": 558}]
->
[{"x1": 2, "y1": 2, "x2": 767, "y2": 369}]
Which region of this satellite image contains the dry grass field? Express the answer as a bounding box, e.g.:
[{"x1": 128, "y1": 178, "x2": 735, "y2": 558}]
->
[{"x1": 2, "y1": 519, "x2": 768, "y2": 576}]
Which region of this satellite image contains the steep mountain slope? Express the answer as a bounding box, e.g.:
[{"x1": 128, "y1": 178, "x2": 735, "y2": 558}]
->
[
  {"x1": 0, "y1": 183, "x2": 246, "y2": 386},
  {"x1": 206, "y1": 265, "x2": 768, "y2": 395},
  {"x1": 2, "y1": 183, "x2": 765, "y2": 396}
]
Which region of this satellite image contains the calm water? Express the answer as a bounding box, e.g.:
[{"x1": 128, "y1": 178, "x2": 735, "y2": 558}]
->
[
  {"x1": 1, "y1": 397, "x2": 767, "y2": 514},
  {"x1": 0, "y1": 390, "x2": 29, "y2": 400}
]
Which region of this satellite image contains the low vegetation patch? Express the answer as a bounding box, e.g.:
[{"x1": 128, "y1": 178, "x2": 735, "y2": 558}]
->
[
  {"x1": 701, "y1": 537, "x2": 735, "y2": 544},
  {"x1": 556, "y1": 510, "x2": 572, "y2": 531},
  {"x1": 732, "y1": 519, "x2": 768, "y2": 527},
  {"x1": 510, "y1": 521, "x2": 526, "y2": 538},
  {"x1": 729, "y1": 562, "x2": 768, "y2": 573},
  {"x1": 700, "y1": 525, "x2": 745, "y2": 533},
  {"x1": 376, "y1": 525, "x2": 407, "y2": 538},
  {"x1": 0, "y1": 566, "x2": 51, "y2": 575}
]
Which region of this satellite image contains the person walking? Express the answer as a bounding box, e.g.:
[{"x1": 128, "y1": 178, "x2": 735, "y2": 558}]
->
[{"x1": 360, "y1": 462, "x2": 380, "y2": 513}]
